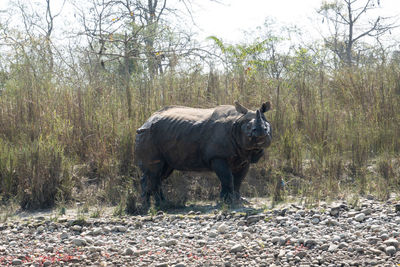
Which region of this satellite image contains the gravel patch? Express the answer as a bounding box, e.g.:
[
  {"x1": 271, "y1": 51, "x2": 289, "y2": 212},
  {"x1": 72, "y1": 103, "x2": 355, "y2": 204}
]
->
[{"x1": 0, "y1": 197, "x2": 400, "y2": 266}]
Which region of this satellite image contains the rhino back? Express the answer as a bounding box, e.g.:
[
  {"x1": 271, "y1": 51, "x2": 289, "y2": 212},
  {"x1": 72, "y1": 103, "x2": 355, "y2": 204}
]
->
[{"x1": 139, "y1": 105, "x2": 241, "y2": 171}]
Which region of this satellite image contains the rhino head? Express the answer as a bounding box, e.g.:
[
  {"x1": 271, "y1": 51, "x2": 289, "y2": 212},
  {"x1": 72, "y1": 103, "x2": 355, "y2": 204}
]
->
[{"x1": 234, "y1": 101, "x2": 272, "y2": 150}]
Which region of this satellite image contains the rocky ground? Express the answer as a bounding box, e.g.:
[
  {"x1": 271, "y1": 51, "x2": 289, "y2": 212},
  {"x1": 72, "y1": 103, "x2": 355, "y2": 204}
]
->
[{"x1": 0, "y1": 197, "x2": 400, "y2": 267}]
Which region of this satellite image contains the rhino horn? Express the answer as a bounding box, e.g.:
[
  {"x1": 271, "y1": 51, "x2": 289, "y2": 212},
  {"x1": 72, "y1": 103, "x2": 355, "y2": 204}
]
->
[
  {"x1": 255, "y1": 110, "x2": 264, "y2": 133},
  {"x1": 234, "y1": 101, "x2": 248, "y2": 114}
]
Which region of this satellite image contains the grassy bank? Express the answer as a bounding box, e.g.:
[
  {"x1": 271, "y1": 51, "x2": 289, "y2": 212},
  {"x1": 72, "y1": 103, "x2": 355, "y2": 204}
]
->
[{"x1": 0, "y1": 52, "x2": 399, "y2": 211}]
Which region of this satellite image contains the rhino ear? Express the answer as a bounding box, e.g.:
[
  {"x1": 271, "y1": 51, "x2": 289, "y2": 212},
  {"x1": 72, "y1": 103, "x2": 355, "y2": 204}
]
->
[
  {"x1": 234, "y1": 100, "x2": 248, "y2": 114},
  {"x1": 260, "y1": 101, "x2": 271, "y2": 113}
]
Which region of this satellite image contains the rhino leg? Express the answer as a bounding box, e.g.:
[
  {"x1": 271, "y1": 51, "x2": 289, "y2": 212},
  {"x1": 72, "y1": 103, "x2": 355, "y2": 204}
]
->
[
  {"x1": 140, "y1": 172, "x2": 152, "y2": 212},
  {"x1": 154, "y1": 166, "x2": 174, "y2": 207},
  {"x1": 211, "y1": 158, "x2": 234, "y2": 203},
  {"x1": 140, "y1": 162, "x2": 173, "y2": 210},
  {"x1": 233, "y1": 163, "x2": 250, "y2": 202}
]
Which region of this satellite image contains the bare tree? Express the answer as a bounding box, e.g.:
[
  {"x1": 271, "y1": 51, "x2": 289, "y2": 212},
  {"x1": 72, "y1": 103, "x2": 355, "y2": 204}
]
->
[{"x1": 318, "y1": 0, "x2": 398, "y2": 66}]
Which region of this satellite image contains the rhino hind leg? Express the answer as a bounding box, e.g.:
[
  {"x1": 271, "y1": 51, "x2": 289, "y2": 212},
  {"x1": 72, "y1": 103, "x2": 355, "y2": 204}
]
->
[
  {"x1": 154, "y1": 166, "x2": 174, "y2": 207},
  {"x1": 140, "y1": 172, "x2": 152, "y2": 212},
  {"x1": 140, "y1": 161, "x2": 173, "y2": 211}
]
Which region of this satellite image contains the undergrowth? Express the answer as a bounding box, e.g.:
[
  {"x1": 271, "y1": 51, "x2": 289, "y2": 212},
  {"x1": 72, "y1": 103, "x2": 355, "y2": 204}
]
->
[{"x1": 0, "y1": 38, "x2": 399, "y2": 210}]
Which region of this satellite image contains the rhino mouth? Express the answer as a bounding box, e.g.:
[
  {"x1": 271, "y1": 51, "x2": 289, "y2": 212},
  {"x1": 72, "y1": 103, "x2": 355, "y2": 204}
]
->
[
  {"x1": 252, "y1": 135, "x2": 271, "y2": 148},
  {"x1": 257, "y1": 138, "x2": 266, "y2": 145}
]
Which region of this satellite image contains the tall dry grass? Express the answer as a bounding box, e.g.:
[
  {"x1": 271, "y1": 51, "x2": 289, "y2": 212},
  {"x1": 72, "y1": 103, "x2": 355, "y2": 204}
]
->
[{"x1": 0, "y1": 39, "x2": 399, "y2": 210}]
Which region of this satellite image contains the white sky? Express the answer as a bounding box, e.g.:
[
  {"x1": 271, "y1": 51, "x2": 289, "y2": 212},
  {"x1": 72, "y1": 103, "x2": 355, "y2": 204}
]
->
[
  {"x1": 188, "y1": 0, "x2": 400, "y2": 44},
  {"x1": 0, "y1": 0, "x2": 399, "y2": 44},
  {"x1": 191, "y1": 0, "x2": 321, "y2": 42}
]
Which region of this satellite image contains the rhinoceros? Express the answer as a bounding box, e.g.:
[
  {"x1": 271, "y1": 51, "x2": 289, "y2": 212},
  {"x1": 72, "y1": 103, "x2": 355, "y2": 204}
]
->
[{"x1": 134, "y1": 101, "x2": 272, "y2": 210}]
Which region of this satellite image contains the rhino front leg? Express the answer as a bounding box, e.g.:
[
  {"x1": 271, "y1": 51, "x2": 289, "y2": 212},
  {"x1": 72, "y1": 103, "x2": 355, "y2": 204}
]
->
[
  {"x1": 233, "y1": 163, "x2": 249, "y2": 203},
  {"x1": 211, "y1": 158, "x2": 234, "y2": 203}
]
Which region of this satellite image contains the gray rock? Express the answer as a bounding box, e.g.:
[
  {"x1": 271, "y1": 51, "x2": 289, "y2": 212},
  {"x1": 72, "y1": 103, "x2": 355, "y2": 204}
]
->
[
  {"x1": 270, "y1": 231, "x2": 280, "y2": 236},
  {"x1": 296, "y1": 210, "x2": 306, "y2": 217},
  {"x1": 329, "y1": 206, "x2": 341, "y2": 216},
  {"x1": 338, "y1": 242, "x2": 348, "y2": 249},
  {"x1": 134, "y1": 249, "x2": 150, "y2": 256},
  {"x1": 369, "y1": 248, "x2": 383, "y2": 255},
  {"x1": 370, "y1": 225, "x2": 381, "y2": 232},
  {"x1": 362, "y1": 208, "x2": 372, "y2": 215},
  {"x1": 331, "y1": 235, "x2": 341, "y2": 242},
  {"x1": 296, "y1": 251, "x2": 307, "y2": 258},
  {"x1": 94, "y1": 240, "x2": 105, "y2": 246},
  {"x1": 197, "y1": 239, "x2": 207, "y2": 246},
  {"x1": 44, "y1": 246, "x2": 54, "y2": 252},
  {"x1": 385, "y1": 246, "x2": 396, "y2": 256},
  {"x1": 279, "y1": 237, "x2": 288, "y2": 246},
  {"x1": 174, "y1": 264, "x2": 186, "y2": 267},
  {"x1": 124, "y1": 247, "x2": 135, "y2": 255},
  {"x1": 311, "y1": 215, "x2": 321, "y2": 224},
  {"x1": 117, "y1": 225, "x2": 127, "y2": 232},
  {"x1": 383, "y1": 238, "x2": 399, "y2": 248},
  {"x1": 367, "y1": 237, "x2": 380, "y2": 245},
  {"x1": 12, "y1": 259, "x2": 22, "y2": 265},
  {"x1": 380, "y1": 233, "x2": 390, "y2": 240},
  {"x1": 246, "y1": 215, "x2": 261, "y2": 224},
  {"x1": 166, "y1": 239, "x2": 178, "y2": 246},
  {"x1": 230, "y1": 244, "x2": 244, "y2": 253},
  {"x1": 305, "y1": 239, "x2": 317, "y2": 248},
  {"x1": 92, "y1": 227, "x2": 103, "y2": 236},
  {"x1": 320, "y1": 244, "x2": 329, "y2": 251},
  {"x1": 277, "y1": 249, "x2": 286, "y2": 258},
  {"x1": 271, "y1": 237, "x2": 280, "y2": 244},
  {"x1": 354, "y1": 213, "x2": 366, "y2": 222},
  {"x1": 60, "y1": 232, "x2": 68, "y2": 240},
  {"x1": 72, "y1": 238, "x2": 87, "y2": 246},
  {"x1": 328, "y1": 244, "x2": 338, "y2": 252},
  {"x1": 218, "y1": 223, "x2": 228, "y2": 234},
  {"x1": 71, "y1": 225, "x2": 82, "y2": 231},
  {"x1": 395, "y1": 204, "x2": 400, "y2": 213},
  {"x1": 356, "y1": 246, "x2": 365, "y2": 253},
  {"x1": 209, "y1": 230, "x2": 218, "y2": 238}
]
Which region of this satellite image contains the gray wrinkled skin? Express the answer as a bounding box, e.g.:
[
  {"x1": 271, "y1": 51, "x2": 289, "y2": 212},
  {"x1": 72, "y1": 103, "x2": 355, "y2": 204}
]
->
[{"x1": 134, "y1": 101, "x2": 272, "y2": 211}]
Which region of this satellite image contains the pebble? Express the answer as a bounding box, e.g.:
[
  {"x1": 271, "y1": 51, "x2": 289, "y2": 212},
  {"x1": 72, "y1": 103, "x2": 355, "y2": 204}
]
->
[
  {"x1": 385, "y1": 246, "x2": 396, "y2": 255},
  {"x1": 72, "y1": 238, "x2": 87, "y2": 246},
  {"x1": 328, "y1": 244, "x2": 338, "y2": 252},
  {"x1": 218, "y1": 223, "x2": 228, "y2": 234},
  {"x1": 166, "y1": 239, "x2": 178, "y2": 246},
  {"x1": 92, "y1": 227, "x2": 103, "y2": 236},
  {"x1": 60, "y1": 232, "x2": 68, "y2": 239},
  {"x1": 246, "y1": 215, "x2": 261, "y2": 224},
  {"x1": 71, "y1": 225, "x2": 82, "y2": 231},
  {"x1": 124, "y1": 247, "x2": 135, "y2": 255},
  {"x1": 383, "y1": 238, "x2": 399, "y2": 248},
  {"x1": 12, "y1": 259, "x2": 22, "y2": 265},
  {"x1": 230, "y1": 244, "x2": 244, "y2": 253},
  {"x1": 0, "y1": 198, "x2": 399, "y2": 266},
  {"x1": 354, "y1": 213, "x2": 366, "y2": 222}
]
